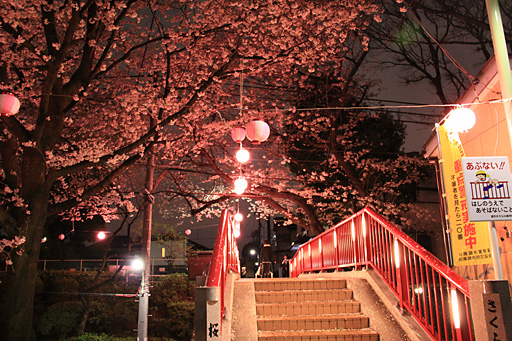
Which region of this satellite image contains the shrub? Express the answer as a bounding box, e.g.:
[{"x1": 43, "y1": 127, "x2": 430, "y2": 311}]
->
[{"x1": 37, "y1": 301, "x2": 82, "y2": 339}]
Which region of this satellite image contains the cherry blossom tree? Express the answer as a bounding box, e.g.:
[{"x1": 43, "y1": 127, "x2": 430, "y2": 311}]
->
[{"x1": 0, "y1": 0, "x2": 380, "y2": 338}]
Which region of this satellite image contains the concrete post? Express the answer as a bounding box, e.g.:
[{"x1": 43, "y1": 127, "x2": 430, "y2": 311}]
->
[
  {"x1": 468, "y1": 280, "x2": 512, "y2": 341},
  {"x1": 195, "y1": 286, "x2": 221, "y2": 341}
]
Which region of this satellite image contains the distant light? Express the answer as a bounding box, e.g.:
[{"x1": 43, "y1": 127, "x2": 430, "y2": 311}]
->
[
  {"x1": 58, "y1": 234, "x2": 65, "y2": 240},
  {"x1": 236, "y1": 148, "x2": 250, "y2": 163},
  {"x1": 185, "y1": 229, "x2": 192, "y2": 236},
  {"x1": 97, "y1": 231, "x2": 106, "y2": 240},
  {"x1": 234, "y1": 212, "x2": 243, "y2": 222},
  {"x1": 444, "y1": 107, "x2": 476, "y2": 133},
  {"x1": 250, "y1": 249, "x2": 256, "y2": 255},
  {"x1": 132, "y1": 258, "x2": 144, "y2": 271},
  {"x1": 41, "y1": 237, "x2": 47, "y2": 243}
]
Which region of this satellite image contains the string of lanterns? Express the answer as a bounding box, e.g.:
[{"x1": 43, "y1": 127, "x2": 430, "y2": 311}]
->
[{"x1": 230, "y1": 118, "x2": 270, "y2": 238}]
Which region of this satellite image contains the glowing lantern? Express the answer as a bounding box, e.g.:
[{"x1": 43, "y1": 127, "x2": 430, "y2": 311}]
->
[
  {"x1": 185, "y1": 229, "x2": 192, "y2": 236},
  {"x1": 444, "y1": 107, "x2": 476, "y2": 133},
  {"x1": 231, "y1": 127, "x2": 246, "y2": 143},
  {"x1": 234, "y1": 212, "x2": 243, "y2": 222},
  {"x1": 236, "y1": 148, "x2": 250, "y2": 163},
  {"x1": 234, "y1": 221, "x2": 240, "y2": 238},
  {"x1": 246, "y1": 119, "x2": 270, "y2": 144},
  {"x1": 234, "y1": 177, "x2": 248, "y2": 195},
  {"x1": 97, "y1": 231, "x2": 106, "y2": 240},
  {"x1": 0, "y1": 93, "x2": 20, "y2": 116},
  {"x1": 58, "y1": 234, "x2": 65, "y2": 240}
]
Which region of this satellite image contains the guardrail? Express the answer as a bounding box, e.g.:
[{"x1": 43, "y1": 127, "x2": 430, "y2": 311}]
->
[
  {"x1": 193, "y1": 208, "x2": 241, "y2": 341},
  {"x1": 290, "y1": 206, "x2": 472, "y2": 341}
]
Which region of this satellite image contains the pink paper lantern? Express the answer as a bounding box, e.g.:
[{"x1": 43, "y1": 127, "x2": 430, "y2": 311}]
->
[
  {"x1": 231, "y1": 127, "x2": 246, "y2": 143},
  {"x1": 246, "y1": 119, "x2": 270, "y2": 144},
  {"x1": 185, "y1": 229, "x2": 192, "y2": 236},
  {"x1": 0, "y1": 93, "x2": 20, "y2": 116}
]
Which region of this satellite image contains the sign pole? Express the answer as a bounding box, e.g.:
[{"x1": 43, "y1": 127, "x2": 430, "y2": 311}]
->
[{"x1": 488, "y1": 221, "x2": 504, "y2": 279}]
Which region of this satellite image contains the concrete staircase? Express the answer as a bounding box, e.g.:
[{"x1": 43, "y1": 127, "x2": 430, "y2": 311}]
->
[{"x1": 254, "y1": 278, "x2": 379, "y2": 341}]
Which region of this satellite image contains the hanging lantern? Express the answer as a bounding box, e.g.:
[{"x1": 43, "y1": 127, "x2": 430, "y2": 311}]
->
[
  {"x1": 185, "y1": 229, "x2": 192, "y2": 236},
  {"x1": 0, "y1": 93, "x2": 20, "y2": 117},
  {"x1": 444, "y1": 107, "x2": 476, "y2": 133},
  {"x1": 234, "y1": 212, "x2": 244, "y2": 222},
  {"x1": 234, "y1": 177, "x2": 248, "y2": 195},
  {"x1": 58, "y1": 233, "x2": 65, "y2": 240},
  {"x1": 97, "y1": 231, "x2": 106, "y2": 240},
  {"x1": 231, "y1": 127, "x2": 246, "y2": 143},
  {"x1": 246, "y1": 119, "x2": 270, "y2": 144},
  {"x1": 233, "y1": 221, "x2": 241, "y2": 238},
  {"x1": 236, "y1": 148, "x2": 250, "y2": 163}
]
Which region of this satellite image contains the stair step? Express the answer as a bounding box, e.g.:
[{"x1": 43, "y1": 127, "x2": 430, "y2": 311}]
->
[
  {"x1": 256, "y1": 301, "x2": 361, "y2": 316},
  {"x1": 254, "y1": 278, "x2": 347, "y2": 292},
  {"x1": 255, "y1": 289, "x2": 353, "y2": 303},
  {"x1": 258, "y1": 328, "x2": 379, "y2": 341},
  {"x1": 257, "y1": 314, "x2": 369, "y2": 332}
]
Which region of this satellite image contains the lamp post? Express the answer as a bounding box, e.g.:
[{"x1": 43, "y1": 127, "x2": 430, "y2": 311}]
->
[
  {"x1": 485, "y1": 0, "x2": 512, "y2": 280},
  {"x1": 137, "y1": 118, "x2": 155, "y2": 340}
]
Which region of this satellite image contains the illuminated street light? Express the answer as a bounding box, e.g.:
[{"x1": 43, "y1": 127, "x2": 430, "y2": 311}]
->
[{"x1": 132, "y1": 258, "x2": 144, "y2": 271}]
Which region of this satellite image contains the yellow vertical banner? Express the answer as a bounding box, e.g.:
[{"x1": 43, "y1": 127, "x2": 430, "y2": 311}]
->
[{"x1": 437, "y1": 124, "x2": 492, "y2": 266}]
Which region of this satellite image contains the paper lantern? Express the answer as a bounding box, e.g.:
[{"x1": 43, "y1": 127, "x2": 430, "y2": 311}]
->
[
  {"x1": 185, "y1": 229, "x2": 192, "y2": 236},
  {"x1": 97, "y1": 231, "x2": 106, "y2": 240},
  {"x1": 58, "y1": 234, "x2": 65, "y2": 240},
  {"x1": 444, "y1": 107, "x2": 476, "y2": 133},
  {"x1": 0, "y1": 93, "x2": 20, "y2": 116},
  {"x1": 234, "y1": 177, "x2": 248, "y2": 195},
  {"x1": 233, "y1": 221, "x2": 240, "y2": 238},
  {"x1": 234, "y1": 212, "x2": 244, "y2": 222},
  {"x1": 231, "y1": 127, "x2": 246, "y2": 143},
  {"x1": 246, "y1": 119, "x2": 270, "y2": 144},
  {"x1": 236, "y1": 148, "x2": 250, "y2": 163}
]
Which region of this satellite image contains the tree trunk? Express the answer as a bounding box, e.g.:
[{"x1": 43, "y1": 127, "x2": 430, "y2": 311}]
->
[{"x1": 0, "y1": 149, "x2": 50, "y2": 340}]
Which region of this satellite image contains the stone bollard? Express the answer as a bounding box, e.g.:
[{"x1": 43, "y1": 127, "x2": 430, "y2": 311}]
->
[
  {"x1": 468, "y1": 280, "x2": 512, "y2": 341},
  {"x1": 194, "y1": 286, "x2": 221, "y2": 341}
]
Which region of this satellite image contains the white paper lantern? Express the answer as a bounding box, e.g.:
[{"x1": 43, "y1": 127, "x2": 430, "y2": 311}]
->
[
  {"x1": 246, "y1": 119, "x2": 270, "y2": 144},
  {"x1": 0, "y1": 93, "x2": 20, "y2": 116},
  {"x1": 234, "y1": 177, "x2": 248, "y2": 195},
  {"x1": 444, "y1": 107, "x2": 476, "y2": 133},
  {"x1": 236, "y1": 148, "x2": 250, "y2": 163}
]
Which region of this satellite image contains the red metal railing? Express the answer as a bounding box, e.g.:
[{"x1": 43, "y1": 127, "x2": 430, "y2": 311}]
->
[
  {"x1": 205, "y1": 209, "x2": 240, "y2": 321},
  {"x1": 290, "y1": 207, "x2": 473, "y2": 341}
]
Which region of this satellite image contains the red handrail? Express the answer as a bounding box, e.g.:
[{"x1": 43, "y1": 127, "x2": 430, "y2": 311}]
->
[
  {"x1": 205, "y1": 209, "x2": 240, "y2": 321},
  {"x1": 290, "y1": 206, "x2": 473, "y2": 341}
]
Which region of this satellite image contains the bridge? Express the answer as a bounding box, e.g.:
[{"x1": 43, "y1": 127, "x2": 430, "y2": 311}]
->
[{"x1": 194, "y1": 207, "x2": 512, "y2": 340}]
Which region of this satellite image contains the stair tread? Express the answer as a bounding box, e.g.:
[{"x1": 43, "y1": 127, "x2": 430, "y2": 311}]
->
[
  {"x1": 258, "y1": 328, "x2": 379, "y2": 336},
  {"x1": 258, "y1": 314, "x2": 368, "y2": 321}
]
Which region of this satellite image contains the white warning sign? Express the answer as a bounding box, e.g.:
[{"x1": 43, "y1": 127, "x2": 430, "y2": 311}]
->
[{"x1": 462, "y1": 156, "x2": 512, "y2": 221}]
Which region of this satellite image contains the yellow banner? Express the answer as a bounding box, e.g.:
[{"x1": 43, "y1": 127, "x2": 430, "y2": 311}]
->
[{"x1": 437, "y1": 124, "x2": 492, "y2": 266}]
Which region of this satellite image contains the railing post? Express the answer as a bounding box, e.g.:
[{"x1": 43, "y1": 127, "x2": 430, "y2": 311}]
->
[
  {"x1": 394, "y1": 238, "x2": 407, "y2": 313},
  {"x1": 194, "y1": 286, "x2": 221, "y2": 341}
]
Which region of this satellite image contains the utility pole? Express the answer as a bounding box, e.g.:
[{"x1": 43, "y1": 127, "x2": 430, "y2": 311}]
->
[
  {"x1": 137, "y1": 118, "x2": 155, "y2": 340},
  {"x1": 485, "y1": 0, "x2": 511, "y2": 280}
]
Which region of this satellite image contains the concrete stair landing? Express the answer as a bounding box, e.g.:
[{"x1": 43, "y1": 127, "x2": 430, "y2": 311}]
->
[{"x1": 254, "y1": 278, "x2": 379, "y2": 341}]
